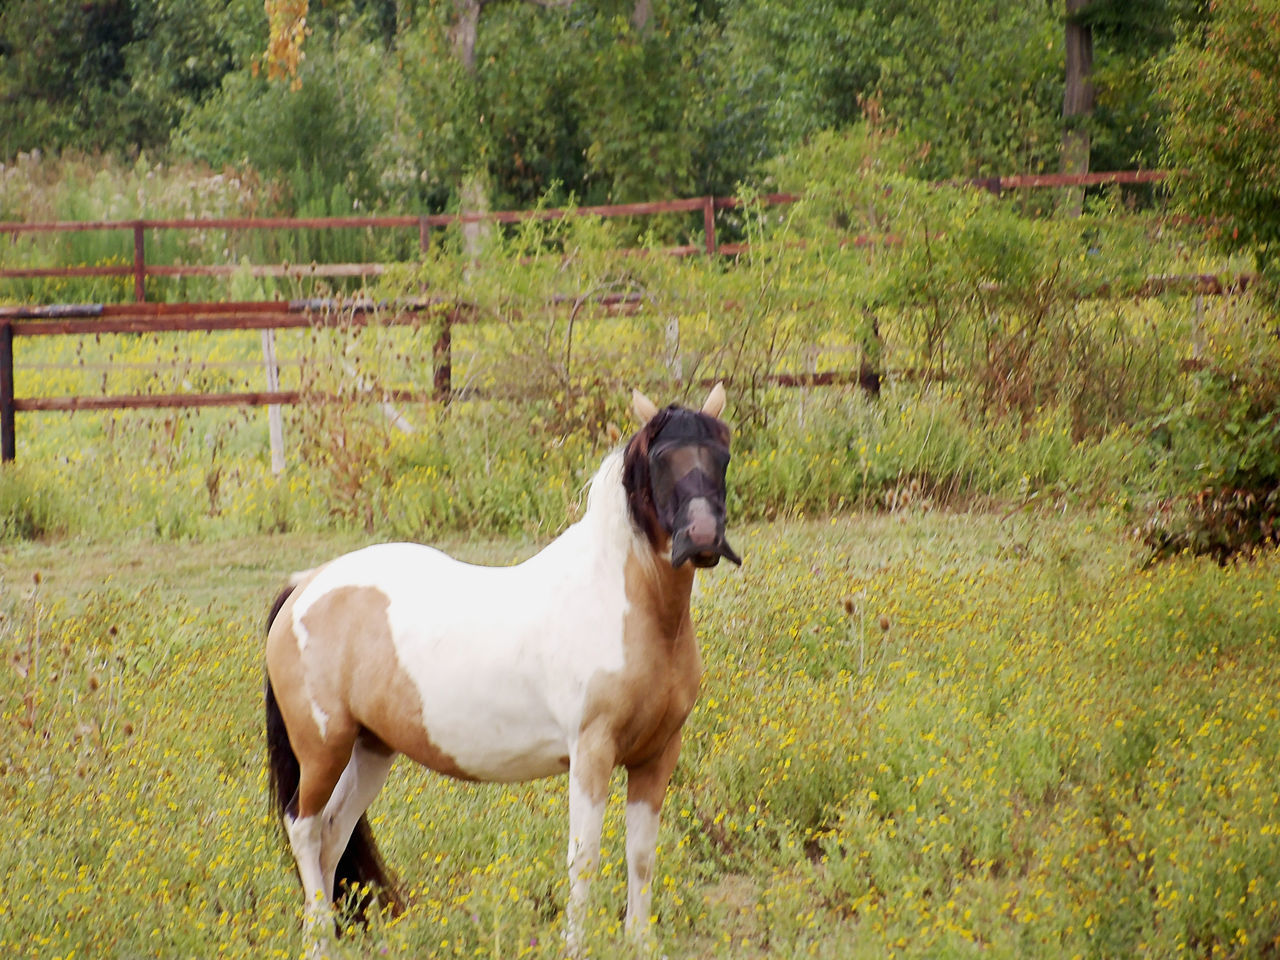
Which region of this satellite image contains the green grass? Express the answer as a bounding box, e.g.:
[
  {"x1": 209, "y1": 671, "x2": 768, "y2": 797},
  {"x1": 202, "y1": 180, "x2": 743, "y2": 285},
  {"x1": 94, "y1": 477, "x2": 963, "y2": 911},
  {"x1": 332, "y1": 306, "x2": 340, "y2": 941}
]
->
[
  {"x1": 0, "y1": 152, "x2": 391, "y2": 305},
  {"x1": 3, "y1": 510, "x2": 1278, "y2": 959}
]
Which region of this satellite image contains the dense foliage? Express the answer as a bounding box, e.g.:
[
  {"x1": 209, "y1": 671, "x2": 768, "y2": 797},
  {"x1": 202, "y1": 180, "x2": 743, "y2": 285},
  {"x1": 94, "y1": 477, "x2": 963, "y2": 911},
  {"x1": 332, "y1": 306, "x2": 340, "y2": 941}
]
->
[
  {"x1": 1, "y1": 0, "x2": 1204, "y2": 213},
  {"x1": 1161, "y1": 0, "x2": 1280, "y2": 285},
  {"x1": 0, "y1": 0, "x2": 261, "y2": 155}
]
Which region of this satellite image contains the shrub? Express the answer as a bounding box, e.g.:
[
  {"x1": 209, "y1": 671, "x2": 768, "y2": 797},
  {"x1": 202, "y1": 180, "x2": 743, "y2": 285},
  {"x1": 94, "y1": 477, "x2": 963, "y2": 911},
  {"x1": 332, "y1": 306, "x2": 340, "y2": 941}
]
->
[
  {"x1": 1161, "y1": 0, "x2": 1280, "y2": 297},
  {"x1": 1141, "y1": 294, "x2": 1280, "y2": 561},
  {"x1": 176, "y1": 30, "x2": 397, "y2": 210},
  {"x1": 0, "y1": 464, "x2": 73, "y2": 541}
]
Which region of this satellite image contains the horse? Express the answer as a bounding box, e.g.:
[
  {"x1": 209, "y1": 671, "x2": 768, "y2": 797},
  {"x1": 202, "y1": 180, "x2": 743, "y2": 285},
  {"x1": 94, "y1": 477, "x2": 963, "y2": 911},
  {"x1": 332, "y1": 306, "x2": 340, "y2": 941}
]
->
[{"x1": 263, "y1": 383, "x2": 740, "y2": 955}]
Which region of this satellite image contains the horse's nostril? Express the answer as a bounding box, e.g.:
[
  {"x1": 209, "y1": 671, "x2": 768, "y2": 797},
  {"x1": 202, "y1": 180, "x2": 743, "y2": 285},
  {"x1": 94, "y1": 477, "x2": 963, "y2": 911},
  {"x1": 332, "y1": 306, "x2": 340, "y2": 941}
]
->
[{"x1": 688, "y1": 514, "x2": 717, "y2": 546}]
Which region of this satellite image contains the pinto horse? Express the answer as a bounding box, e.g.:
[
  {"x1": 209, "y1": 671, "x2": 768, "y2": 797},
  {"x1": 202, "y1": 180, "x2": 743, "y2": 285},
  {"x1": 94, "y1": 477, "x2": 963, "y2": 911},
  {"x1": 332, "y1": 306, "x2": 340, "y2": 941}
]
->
[{"x1": 264, "y1": 384, "x2": 739, "y2": 953}]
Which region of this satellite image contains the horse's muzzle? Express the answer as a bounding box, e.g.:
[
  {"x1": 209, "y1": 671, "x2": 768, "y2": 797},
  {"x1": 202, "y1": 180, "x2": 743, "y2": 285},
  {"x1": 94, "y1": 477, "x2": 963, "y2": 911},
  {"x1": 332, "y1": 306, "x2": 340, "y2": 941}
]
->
[{"x1": 670, "y1": 499, "x2": 741, "y2": 568}]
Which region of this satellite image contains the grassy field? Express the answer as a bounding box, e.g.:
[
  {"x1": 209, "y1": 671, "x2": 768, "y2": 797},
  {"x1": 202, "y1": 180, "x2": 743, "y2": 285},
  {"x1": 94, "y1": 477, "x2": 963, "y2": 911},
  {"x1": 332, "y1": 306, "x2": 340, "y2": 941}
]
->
[{"x1": 3, "y1": 507, "x2": 1278, "y2": 959}]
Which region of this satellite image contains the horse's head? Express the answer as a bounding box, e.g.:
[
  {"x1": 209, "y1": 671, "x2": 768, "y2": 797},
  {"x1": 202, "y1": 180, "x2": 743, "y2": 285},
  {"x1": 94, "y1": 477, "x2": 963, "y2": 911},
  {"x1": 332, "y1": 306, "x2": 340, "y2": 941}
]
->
[{"x1": 624, "y1": 383, "x2": 741, "y2": 569}]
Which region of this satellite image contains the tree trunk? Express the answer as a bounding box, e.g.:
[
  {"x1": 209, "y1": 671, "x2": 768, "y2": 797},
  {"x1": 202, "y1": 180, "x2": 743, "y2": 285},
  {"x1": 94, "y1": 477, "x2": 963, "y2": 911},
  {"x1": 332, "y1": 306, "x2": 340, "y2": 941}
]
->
[
  {"x1": 630, "y1": 0, "x2": 652, "y2": 31},
  {"x1": 1062, "y1": 0, "x2": 1094, "y2": 217},
  {"x1": 451, "y1": 0, "x2": 489, "y2": 259},
  {"x1": 450, "y1": 0, "x2": 481, "y2": 72}
]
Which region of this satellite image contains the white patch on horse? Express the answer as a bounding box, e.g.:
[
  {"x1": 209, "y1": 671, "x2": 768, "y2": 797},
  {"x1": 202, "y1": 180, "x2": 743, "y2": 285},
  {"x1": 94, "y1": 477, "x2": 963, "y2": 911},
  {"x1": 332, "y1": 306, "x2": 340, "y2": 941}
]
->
[
  {"x1": 624, "y1": 799, "x2": 661, "y2": 938},
  {"x1": 285, "y1": 811, "x2": 333, "y2": 936},
  {"x1": 308, "y1": 700, "x2": 329, "y2": 741},
  {"x1": 285, "y1": 598, "x2": 331, "y2": 740},
  {"x1": 287, "y1": 566, "x2": 322, "y2": 652}
]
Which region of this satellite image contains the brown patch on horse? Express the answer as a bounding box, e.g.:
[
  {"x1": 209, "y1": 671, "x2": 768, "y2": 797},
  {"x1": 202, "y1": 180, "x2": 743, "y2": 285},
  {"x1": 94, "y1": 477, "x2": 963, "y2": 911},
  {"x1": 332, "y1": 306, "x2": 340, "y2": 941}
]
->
[
  {"x1": 300, "y1": 586, "x2": 477, "y2": 780},
  {"x1": 266, "y1": 572, "x2": 341, "y2": 818},
  {"x1": 626, "y1": 729, "x2": 684, "y2": 825},
  {"x1": 266, "y1": 584, "x2": 475, "y2": 820},
  {"x1": 577, "y1": 549, "x2": 702, "y2": 799}
]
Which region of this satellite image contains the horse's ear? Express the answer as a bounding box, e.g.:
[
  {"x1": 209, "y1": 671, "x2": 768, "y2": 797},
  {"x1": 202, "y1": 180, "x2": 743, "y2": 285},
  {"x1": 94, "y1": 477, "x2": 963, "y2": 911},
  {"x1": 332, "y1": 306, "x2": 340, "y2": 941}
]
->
[
  {"x1": 632, "y1": 388, "x2": 660, "y2": 425},
  {"x1": 701, "y1": 382, "x2": 727, "y2": 419}
]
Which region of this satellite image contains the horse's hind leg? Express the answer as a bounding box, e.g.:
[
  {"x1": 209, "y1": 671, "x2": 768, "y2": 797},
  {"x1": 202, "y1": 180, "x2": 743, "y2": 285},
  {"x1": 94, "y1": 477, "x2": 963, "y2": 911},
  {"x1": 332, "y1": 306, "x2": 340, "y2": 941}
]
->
[
  {"x1": 286, "y1": 809, "x2": 330, "y2": 942},
  {"x1": 287, "y1": 727, "x2": 359, "y2": 941},
  {"x1": 318, "y1": 736, "x2": 395, "y2": 896}
]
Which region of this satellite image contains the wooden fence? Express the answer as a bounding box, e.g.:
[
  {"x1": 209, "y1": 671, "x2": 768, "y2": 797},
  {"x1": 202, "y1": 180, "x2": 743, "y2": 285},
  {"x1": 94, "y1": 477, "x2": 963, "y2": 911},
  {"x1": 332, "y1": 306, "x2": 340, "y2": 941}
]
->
[
  {"x1": 0, "y1": 168, "x2": 1220, "y2": 463},
  {"x1": 0, "y1": 296, "x2": 893, "y2": 462},
  {"x1": 0, "y1": 196, "x2": 751, "y2": 302},
  {"x1": 0, "y1": 300, "x2": 446, "y2": 462}
]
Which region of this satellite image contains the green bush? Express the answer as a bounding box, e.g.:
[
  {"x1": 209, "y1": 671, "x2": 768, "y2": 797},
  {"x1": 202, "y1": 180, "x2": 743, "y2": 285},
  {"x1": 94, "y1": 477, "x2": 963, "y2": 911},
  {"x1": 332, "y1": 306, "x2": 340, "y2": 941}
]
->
[
  {"x1": 1141, "y1": 294, "x2": 1280, "y2": 561},
  {"x1": 1161, "y1": 0, "x2": 1280, "y2": 294},
  {"x1": 176, "y1": 30, "x2": 396, "y2": 211},
  {"x1": 0, "y1": 464, "x2": 74, "y2": 541}
]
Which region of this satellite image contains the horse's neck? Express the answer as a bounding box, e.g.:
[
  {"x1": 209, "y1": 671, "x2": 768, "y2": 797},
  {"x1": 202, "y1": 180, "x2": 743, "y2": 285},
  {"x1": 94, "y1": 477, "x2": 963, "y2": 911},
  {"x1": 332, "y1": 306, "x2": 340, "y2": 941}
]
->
[
  {"x1": 541, "y1": 449, "x2": 638, "y2": 568},
  {"x1": 626, "y1": 548, "x2": 697, "y2": 640},
  {"x1": 537, "y1": 450, "x2": 693, "y2": 619}
]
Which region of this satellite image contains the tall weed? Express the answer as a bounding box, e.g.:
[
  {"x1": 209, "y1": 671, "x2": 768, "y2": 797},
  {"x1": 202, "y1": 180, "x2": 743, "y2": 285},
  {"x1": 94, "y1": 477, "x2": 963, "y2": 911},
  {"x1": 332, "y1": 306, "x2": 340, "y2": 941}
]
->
[
  {"x1": 1, "y1": 141, "x2": 1260, "y2": 544},
  {"x1": 0, "y1": 463, "x2": 74, "y2": 540}
]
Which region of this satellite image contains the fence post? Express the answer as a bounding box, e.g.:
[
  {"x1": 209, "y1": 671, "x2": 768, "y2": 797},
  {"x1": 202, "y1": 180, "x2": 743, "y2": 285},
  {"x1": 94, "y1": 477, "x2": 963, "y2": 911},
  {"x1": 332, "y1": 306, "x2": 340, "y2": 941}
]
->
[
  {"x1": 703, "y1": 197, "x2": 717, "y2": 255},
  {"x1": 433, "y1": 309, "x2": 453, "y2": 403},
  {"x1": 419, "y1": 215, "x2": 431, "y2": 254},
  {"x1": 261, "y1": 329, "x2": 286, "y2": 475},
  {"x1": 133, "y1": 221, "x2": 147, "y2": 302},
  {"x1": 665, "y1": 315, "x2": 682, "y2": 386},
  {"x1": 1, "y1": 318, "x2": 15, "y2": 462}
]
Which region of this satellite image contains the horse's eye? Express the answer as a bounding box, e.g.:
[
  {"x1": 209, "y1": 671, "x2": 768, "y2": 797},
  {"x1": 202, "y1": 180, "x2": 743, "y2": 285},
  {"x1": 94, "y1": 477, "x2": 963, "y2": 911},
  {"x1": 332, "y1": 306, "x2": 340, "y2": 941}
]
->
[{"x1": 654, "y1": 445, "x2": 704, "y2": 482}]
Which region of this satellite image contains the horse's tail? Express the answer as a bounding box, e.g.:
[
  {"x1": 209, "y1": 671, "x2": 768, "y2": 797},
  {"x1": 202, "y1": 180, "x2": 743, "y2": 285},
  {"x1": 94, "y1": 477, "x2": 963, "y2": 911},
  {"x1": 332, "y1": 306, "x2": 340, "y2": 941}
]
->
[
  {"x1": 265, "y1": 585, "x2": 301, "y2": 825},
  {"x1": 264, "y1": 585, "x2": 403, "y2": 924}
]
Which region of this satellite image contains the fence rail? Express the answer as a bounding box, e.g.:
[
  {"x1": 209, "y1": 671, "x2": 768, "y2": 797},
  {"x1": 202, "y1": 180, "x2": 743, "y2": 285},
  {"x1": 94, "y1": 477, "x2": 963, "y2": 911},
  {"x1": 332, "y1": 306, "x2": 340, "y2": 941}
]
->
[
  {"x1": 0, "y1": 296, "x2": 886, "y2": 461},
  {"x1": 0, "y1": 269, "x2": 1256, "y2": 462},
  {"x1": 0, "y1": 299, "x2": 455, "y2": 460},
  {"x1": 0, "y1": 170, "x2": 1174, "y2": 303}
]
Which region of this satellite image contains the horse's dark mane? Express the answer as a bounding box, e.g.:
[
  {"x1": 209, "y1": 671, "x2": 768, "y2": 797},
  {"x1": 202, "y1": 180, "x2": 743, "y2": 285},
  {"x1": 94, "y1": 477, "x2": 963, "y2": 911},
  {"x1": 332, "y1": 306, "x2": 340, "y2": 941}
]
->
[
  {"x1": 622, "y1": 408, "x2": 671, "y2": 547},
  {"x1": 623, "y1": 404, "x2": 730, "y2": 547}
]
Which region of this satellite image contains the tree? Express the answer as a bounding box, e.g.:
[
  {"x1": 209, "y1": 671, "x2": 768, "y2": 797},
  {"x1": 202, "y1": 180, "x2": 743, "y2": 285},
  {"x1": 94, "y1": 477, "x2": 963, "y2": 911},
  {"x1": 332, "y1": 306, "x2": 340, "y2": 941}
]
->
[
  {"x1": 697, "y1": 0, "x2": 881, "y2": 191},
  {"x1": 262, "y1": 0, "x2": 696, "y2": 211},
  {"x1": 0, "y1": 0, "x2": 149, "y2": 155},
  {"x1": 1077, "y1": 0, "x2": 1205, "y2": 171},
  {"x1": 178, "y1": 27, "x2": 397, "y2": 207},
  {"x1": 876, "y1": 1, "x2": 1061, "y2": 176},
  {"x1": 264, "y1": 0, "x2": 311, "y2": 87},
  {"x1": 264, "y1": 0, "x2": 578, "y2": 245},
  {"x1": 0, "y1": 0, "x2": 257, "y2": 159},
  {"x1": 1061, "y1": 0, "x2": 1094, "y2": 214},
  {"x1": 1161, "y1": 0, "x2": 1280, "y2": 285},
  {"x1": 127, "y1": 0, "x2": 261, "y2": 131}
]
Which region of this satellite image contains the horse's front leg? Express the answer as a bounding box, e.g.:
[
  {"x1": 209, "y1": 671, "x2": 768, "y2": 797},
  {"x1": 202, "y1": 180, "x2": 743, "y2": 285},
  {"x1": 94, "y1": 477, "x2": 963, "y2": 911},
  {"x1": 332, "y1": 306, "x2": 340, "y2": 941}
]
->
[
  {"x1": 624, "y1": 731, "x2": 682, "y2": 946},
  {"x1": 565, "y1": 727, "x2": 614, "y2": 956}
]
